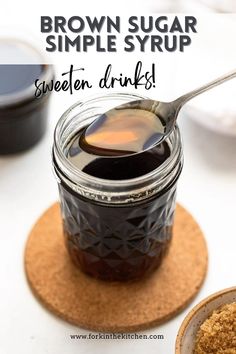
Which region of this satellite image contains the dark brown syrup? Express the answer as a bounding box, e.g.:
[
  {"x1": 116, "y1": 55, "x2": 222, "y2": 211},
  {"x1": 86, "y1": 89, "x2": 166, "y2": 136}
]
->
[
  {"x1": 57, "y1": 121, "x2": 177, "y2": 281},
  {"x1": 79, "y1": 104, "x2": 165, "y2": 157}
]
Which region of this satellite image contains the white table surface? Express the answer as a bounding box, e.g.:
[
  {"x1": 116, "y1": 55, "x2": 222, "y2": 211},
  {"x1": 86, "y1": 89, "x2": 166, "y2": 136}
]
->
[
  {"x1": 1, "y1": 64, "x2": 236, "y2": 354},
  {"x1": 1, "y1": 4, "x2": 236, "y2": 354}
]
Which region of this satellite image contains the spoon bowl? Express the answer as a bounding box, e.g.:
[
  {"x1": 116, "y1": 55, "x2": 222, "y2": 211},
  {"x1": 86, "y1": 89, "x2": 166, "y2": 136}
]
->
[{"x1": 80, "y1": 69, "x2": 236, "y2": 157}]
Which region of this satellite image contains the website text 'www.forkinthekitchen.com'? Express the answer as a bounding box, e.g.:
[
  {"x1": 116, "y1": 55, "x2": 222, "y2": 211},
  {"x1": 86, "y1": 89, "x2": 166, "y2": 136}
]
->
[{"x1": 69, "y1": 333, "x2": 165, "y2": 340}]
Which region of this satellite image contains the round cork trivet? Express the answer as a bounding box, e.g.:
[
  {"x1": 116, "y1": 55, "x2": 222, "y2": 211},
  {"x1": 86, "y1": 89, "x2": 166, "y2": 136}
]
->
[{"x1": 24, "y1": 203, "x2": 208, "y2": 332}]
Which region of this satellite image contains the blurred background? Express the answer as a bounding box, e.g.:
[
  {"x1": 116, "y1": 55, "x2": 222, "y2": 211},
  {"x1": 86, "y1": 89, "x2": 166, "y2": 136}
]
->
[{"x1": 149, "y1": 0, "x2": 236, "y2": 12}]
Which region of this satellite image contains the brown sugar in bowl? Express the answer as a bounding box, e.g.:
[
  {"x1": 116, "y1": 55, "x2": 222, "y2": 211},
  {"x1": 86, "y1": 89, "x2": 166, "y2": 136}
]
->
[{"x1": 175, "y1": 287, "x2": 236, "y2": 354}]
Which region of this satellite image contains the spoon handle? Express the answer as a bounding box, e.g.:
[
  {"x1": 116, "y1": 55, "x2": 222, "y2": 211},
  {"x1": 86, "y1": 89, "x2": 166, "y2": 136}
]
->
[{"x1": 174, "y1": 69, "x2": 236, "y2": 113}]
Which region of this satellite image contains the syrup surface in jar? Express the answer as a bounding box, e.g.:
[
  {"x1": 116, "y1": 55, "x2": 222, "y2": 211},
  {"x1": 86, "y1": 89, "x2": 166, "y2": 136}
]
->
[
  {"x1": 66, "y1": 128, "x2": 170, "y2": 180},
  {"x1": 0, "y1": 64, "x2": 42, "y2": 95}
]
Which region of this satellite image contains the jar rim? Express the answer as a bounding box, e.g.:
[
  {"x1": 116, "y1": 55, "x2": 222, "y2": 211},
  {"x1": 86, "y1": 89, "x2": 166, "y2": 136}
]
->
[{"x1": 53, "y1": 92, "x2": 183, "y2": 204}]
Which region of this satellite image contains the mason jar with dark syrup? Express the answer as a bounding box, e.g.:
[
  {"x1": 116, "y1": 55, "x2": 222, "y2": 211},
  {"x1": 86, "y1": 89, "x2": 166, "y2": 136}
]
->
[
  {"x1": 0, "y1": 39, "x2": 54, "y2": 154},
  {"x1": 53, "y1": 93, "x2": 183, "y2": 281}
]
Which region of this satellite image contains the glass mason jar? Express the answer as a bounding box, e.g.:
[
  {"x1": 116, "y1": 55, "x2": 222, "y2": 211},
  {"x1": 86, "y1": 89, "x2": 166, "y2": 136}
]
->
[
  {"x1": 0, "y1": 38, "x2": 54, "y2": 154},
  {"x1": 52, "y1": 93, "x2": 183, "y2": 281}
]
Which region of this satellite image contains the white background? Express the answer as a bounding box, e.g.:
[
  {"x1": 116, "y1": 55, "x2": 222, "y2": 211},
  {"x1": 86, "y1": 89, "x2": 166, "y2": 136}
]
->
[{"x1": 0, "y1": 2, "x2": 236, "y2": 354}]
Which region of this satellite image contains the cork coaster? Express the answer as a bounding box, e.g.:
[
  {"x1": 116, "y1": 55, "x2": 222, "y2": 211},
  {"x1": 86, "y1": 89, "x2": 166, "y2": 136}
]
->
[{"x1": 24, "y1": 203, "x2": 208, "y2": 332}]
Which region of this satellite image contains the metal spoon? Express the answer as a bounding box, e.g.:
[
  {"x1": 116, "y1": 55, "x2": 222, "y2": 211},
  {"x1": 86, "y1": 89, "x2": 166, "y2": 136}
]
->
[{"x1": 80, "y1": 69, "x2": 236, "y2": 157}]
